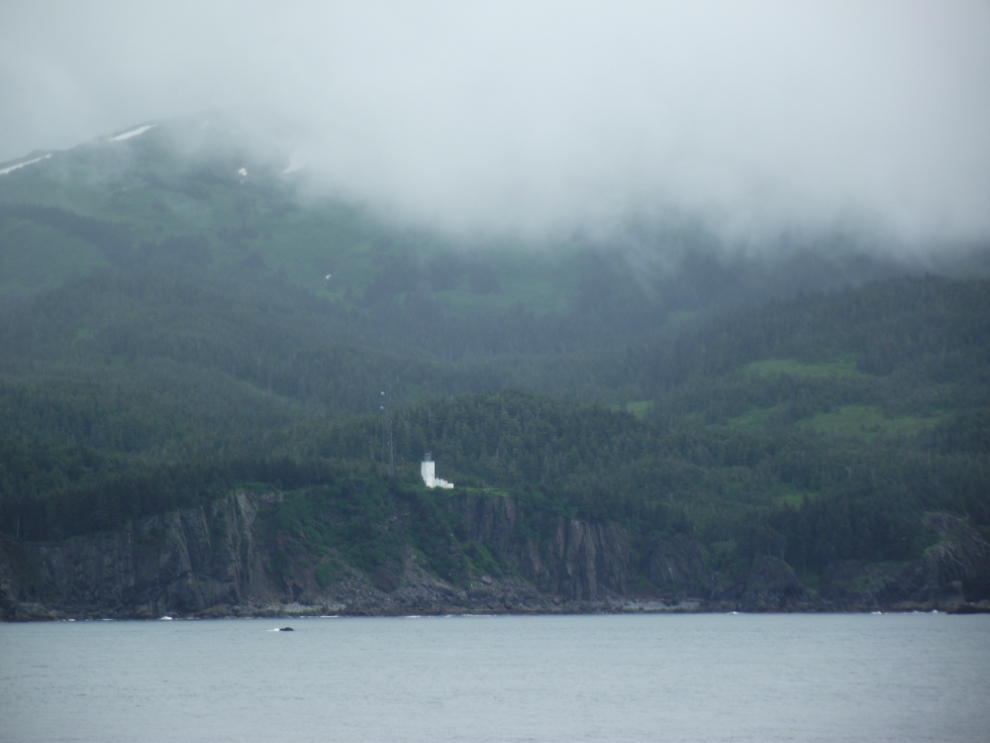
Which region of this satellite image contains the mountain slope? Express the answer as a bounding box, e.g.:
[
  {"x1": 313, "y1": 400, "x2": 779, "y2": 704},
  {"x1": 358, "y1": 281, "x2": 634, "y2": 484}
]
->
[{"x1": 1, "y1": 121, "x2": 988, "y2": 615}]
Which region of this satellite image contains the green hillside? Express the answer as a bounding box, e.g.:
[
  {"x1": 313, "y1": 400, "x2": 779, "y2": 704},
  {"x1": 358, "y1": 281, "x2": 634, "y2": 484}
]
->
[{"x1": 1, "y1": 119, "x2": 988, "y2": 598}]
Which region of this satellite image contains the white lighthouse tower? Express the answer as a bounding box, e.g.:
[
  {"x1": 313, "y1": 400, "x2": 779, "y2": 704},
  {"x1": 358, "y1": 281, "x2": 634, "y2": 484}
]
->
[{"x1": 421, "y1": 452, "x2": 454, "y2": 489}]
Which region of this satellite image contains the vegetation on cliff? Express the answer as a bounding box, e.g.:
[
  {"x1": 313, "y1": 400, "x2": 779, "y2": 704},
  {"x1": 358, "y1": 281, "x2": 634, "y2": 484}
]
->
[{"x1": 1, "y1": 121, "x2": 988, "y2": 609}]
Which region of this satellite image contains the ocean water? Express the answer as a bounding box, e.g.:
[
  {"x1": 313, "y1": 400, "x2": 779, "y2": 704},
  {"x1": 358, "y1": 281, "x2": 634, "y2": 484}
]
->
[{"x1": 1, "y1": 613, "x2": 988, "y2": 742}]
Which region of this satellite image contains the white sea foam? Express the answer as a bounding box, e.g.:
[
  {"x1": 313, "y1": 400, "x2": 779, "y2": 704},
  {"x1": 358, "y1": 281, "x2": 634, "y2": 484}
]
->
[
  {"x1": 0, "y1": 153, "x2": 51, "y2": 176},
  {"x1": 109, "y1": 124, "x2": 156, "y2": 142}
]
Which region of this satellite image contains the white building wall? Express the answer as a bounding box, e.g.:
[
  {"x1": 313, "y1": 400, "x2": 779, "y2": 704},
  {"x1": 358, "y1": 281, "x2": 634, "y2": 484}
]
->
[
  {"x1": 421, "y1": 458, "x2": 453, "y2": 489},
  {"x1": 421, "y1": 460, "x2": 436, "y2": 487}
]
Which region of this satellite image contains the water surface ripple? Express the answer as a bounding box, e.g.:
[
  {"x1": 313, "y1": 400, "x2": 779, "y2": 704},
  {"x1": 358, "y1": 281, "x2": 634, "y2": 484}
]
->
[{"x1": 2, "y1": 613, "x2": 988, "y2": 742}]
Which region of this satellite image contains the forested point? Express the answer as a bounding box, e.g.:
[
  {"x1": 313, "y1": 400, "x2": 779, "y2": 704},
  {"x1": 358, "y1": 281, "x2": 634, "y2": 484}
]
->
[
  {"x1": 2, "y1": 276, "x2": 987, "y2": 588},
  {"x1": 1, "y1": 122, "x2": 988, "y2": 598}
]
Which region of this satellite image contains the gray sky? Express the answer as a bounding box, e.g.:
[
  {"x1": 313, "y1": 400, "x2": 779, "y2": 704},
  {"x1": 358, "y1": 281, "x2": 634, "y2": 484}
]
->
[{"x1": 2, "y1": 1, "x2": 989, "y2": 249}]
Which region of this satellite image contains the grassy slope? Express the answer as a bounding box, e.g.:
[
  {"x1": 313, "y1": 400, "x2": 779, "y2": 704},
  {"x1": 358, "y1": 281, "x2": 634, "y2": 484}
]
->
[{"x1": 720, "y1": 356, "x2": 950, "y2": 438}]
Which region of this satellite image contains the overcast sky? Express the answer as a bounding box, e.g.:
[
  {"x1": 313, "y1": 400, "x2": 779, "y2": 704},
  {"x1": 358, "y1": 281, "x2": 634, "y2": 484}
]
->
[{"x1": 2, "y1": 1, "x2": 988, "y2": 249}]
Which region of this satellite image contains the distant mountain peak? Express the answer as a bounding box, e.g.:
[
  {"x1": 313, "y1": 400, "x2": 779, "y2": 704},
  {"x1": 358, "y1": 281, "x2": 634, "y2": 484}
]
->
[
  {"x1": 0, "y1": 152, "x2": 53, "y2": 177},
  {"x1": 107, "y1": 124, "x2": 158, "y2": 142}
]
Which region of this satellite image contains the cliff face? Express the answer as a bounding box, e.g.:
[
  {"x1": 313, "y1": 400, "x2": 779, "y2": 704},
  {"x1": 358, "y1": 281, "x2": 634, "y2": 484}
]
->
[
  {"x1": 643, "y1": 534, "x2": 707, "y2": 592},
  {"x1": 0, "y1": 491, "x2": 627, "y2": 619},
  {"x1": 711, "y1": 556, "x2": 812, "y2": 611},
  {"x1": 1, "y1": 491, "x2": 287, "y2": 619},
  {"x1": 883, "y1": 514, "x2": 990, "y2": 606},
  {"x1": 2, "y1": 492, "x2": 987, "y2": 620},
  {"x1": 451, "y1": 496, "x2": 631, "y2": 600}
]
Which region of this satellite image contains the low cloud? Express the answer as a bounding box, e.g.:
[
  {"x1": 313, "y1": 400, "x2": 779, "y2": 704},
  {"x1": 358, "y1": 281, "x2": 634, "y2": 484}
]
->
[{"x1": 2, "y1": 1, "x2": 988, "y2": 251}]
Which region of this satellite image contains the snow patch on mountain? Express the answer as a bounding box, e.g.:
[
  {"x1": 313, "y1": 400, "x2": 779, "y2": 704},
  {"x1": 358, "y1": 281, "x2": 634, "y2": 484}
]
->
[
  {"x1": 0, "y1": 153, "x2": 52, "y2": 176},
  {"x1": 109, "y1": 124, "x2": 156, "y2": 142}
]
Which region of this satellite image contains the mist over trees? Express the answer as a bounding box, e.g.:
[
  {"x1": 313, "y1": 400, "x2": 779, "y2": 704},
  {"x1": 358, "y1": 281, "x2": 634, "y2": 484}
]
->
[{"x1": 0, "y1": 114, "x2": 988, "y2": 607}]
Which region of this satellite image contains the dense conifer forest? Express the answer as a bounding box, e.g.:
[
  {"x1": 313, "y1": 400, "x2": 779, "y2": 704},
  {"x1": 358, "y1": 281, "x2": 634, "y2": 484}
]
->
[{"x1": 1, "y1": 119, "x2": 988, "y2": 597}]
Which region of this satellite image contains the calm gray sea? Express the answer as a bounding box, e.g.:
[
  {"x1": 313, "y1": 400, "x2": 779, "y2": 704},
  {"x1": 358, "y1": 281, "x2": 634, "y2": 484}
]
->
[{"x1": 1, "y1": 613, "x2": 988, "y2": 742}]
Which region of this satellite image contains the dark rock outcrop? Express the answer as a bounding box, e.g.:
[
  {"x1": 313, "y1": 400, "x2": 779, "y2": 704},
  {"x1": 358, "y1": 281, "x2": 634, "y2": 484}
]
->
[
  {"x1": 707, "y1": 556, "x2": 815, "y2": 611},
  {"x1": 642, "y1": 534, "x2": 706, "y2": 592},
  {"x1": 3, "y1": 493, "x2": 987, "y2": 619},
  {"x1": 1, "y1": 491, "x2": 636, "y2": 619},
  {"x1": 1, "y1": 490, "x2": 287, "y2": 619},
  {"x1": 740, "y1": 556, "x2": 809, "y2": 610},
  {"x1": 876, "y1": 514, "x2": 990, "y2": 610},
  {"x1": 451, "y1": 495, "x2": 630, "y2": 600},
  {"x1": 812, "y1": 514, "x2": 990, "y2": 612}
]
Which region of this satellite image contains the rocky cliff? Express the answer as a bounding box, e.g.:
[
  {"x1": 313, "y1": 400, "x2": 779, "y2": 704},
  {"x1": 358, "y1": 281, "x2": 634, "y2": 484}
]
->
[
  {"x1": 450, "y1": 496, "x2": 631, "y2": 600},
  {"x1": 2, "y1": 490, "x2": 987, "y2": 620},
  {"x1": 1, "y1": 490, "x2": 288, "y2": 619},
  {"x1": 819, "y1": 513, "x2": 990, "y2": 611},
  {"x1": 0, "y1": 490, "x2": 641, "y2": 619}
]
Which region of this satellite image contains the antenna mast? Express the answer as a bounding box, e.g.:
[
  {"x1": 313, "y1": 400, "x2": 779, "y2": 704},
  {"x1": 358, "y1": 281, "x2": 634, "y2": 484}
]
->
[{"x1": 380, "y1": 376, "x2": 394, "y2": 475}]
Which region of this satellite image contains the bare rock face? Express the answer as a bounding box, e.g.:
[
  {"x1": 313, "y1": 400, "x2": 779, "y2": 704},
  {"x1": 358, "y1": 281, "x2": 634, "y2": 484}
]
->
[
  {"x1": 4, "y1": 491, "x2": 986, "y2": 619},
  {"x1": 451, "y1": 496, "x2": 631, "y2": 600},
  {"x1": 1, "y1": 491, "x2": 638, "y2": 618},
  {"x1": 739, "y1": 556, "x2": 808, "y2": 610},
  {"x1": 542, "y1": 519, "x2": 630, "y2": 600},
  {"x1": 642, "y1": 535, "x2": 706, "y2": 592},
  {"x1": 0, "y1": 490, "x2": 287, "y2": 619},
  {"x1": 876, "y1": 514, "x2": 990, "y2": 610},
  {"x1": 815, "y1": 514, "x2": 990, "y2": 611}
]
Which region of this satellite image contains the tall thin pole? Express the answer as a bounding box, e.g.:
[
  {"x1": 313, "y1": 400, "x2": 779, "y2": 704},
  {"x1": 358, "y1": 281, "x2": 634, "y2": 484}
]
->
[{"x1": 380, "y1": 377, "x2": 394, "y2": 475}]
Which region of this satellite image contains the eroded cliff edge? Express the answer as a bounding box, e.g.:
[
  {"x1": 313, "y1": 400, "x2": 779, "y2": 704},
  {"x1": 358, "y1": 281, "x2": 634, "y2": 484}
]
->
[{"x1": 2, "y1": 491, "x2": 987, "y2": 620}]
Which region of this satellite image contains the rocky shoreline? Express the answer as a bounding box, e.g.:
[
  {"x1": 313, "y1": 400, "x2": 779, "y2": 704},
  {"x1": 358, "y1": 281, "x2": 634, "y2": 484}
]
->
[
  {"x1": 6, "y1": 595, "x2": 990, "y2": 623},
  {"x1": 6, "y1": 559, "x2": 988, "y2": 622},
  {"x1": 3, "y1": 492, "x2": 988, "y2": 622}
]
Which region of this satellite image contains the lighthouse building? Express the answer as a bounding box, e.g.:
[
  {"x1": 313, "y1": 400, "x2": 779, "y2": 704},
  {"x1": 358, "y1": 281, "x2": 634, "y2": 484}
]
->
[{"x1": 421, "y1": 452, "x2": 454, "y2": 489}]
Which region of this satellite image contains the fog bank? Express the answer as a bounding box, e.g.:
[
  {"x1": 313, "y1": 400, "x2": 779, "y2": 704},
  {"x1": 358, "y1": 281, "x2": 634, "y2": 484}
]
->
[{"x1": 2, "y1": 1, "x2": 988, "y2": 250}]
